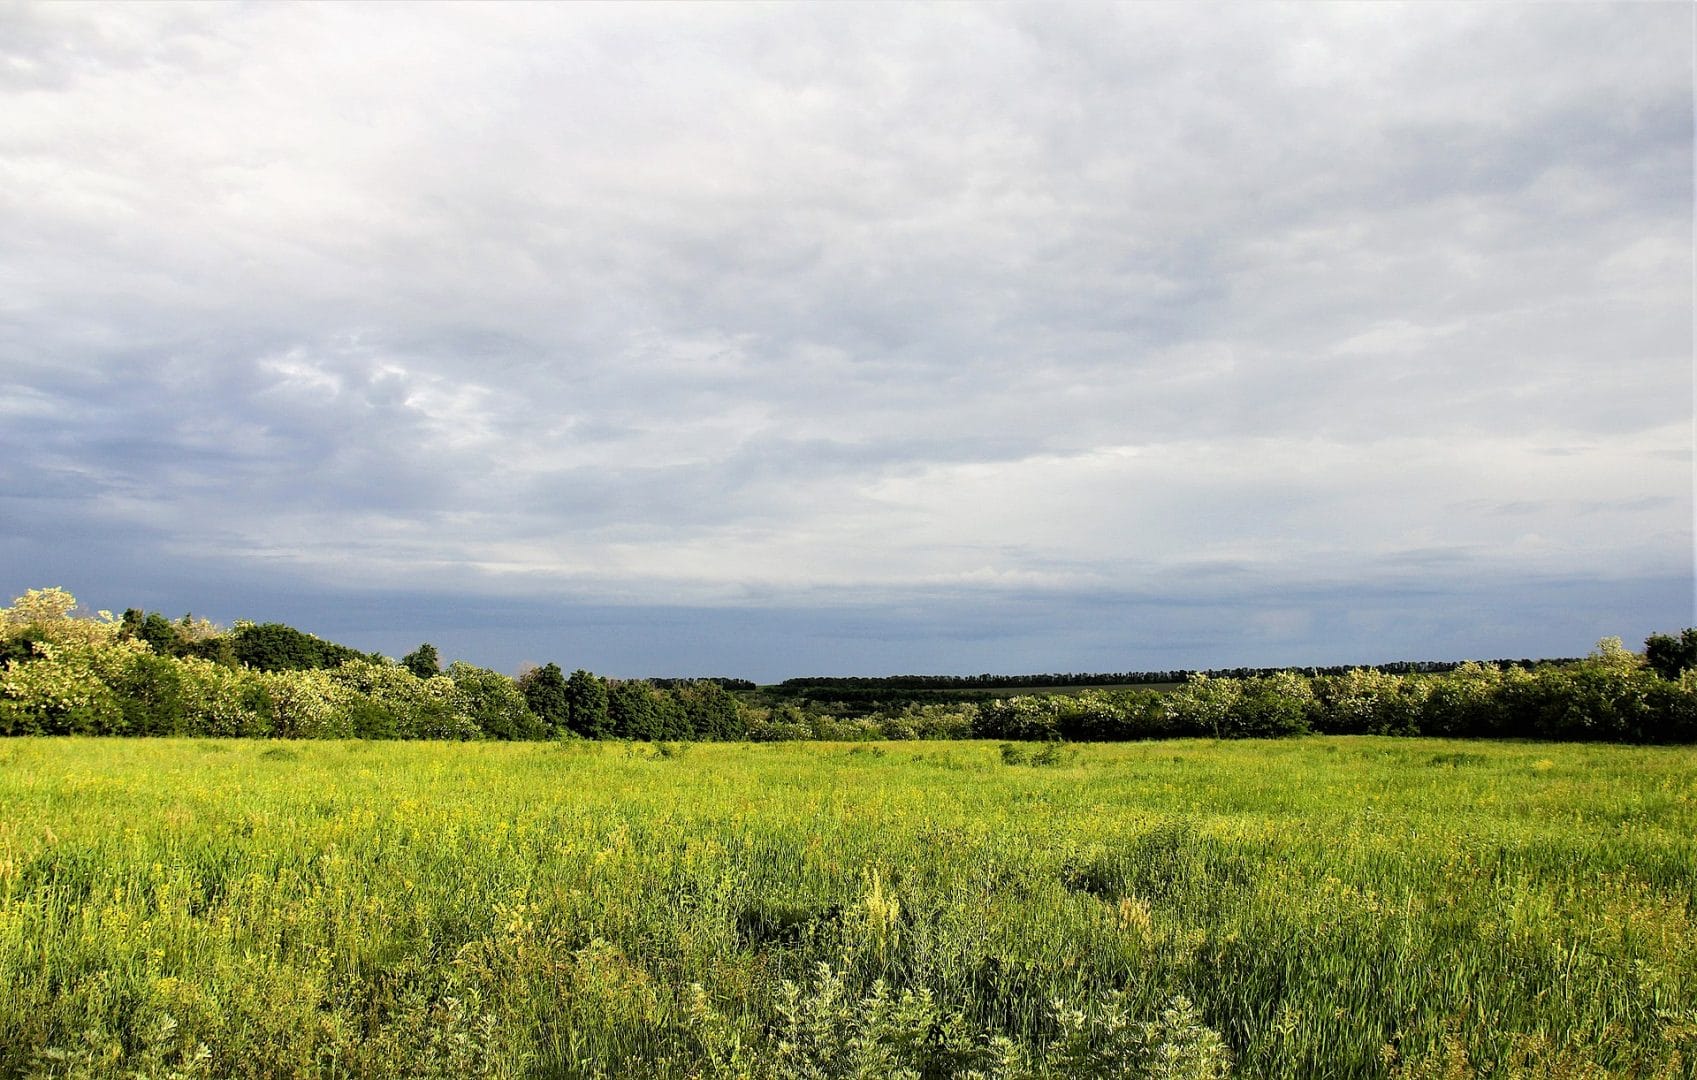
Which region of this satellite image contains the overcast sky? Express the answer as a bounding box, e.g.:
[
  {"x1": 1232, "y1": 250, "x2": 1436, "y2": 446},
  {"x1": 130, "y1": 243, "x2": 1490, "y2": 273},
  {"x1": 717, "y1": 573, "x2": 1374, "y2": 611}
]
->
[{"x1": 2, "y1": 2, "x2": 1691, "y2": 680}]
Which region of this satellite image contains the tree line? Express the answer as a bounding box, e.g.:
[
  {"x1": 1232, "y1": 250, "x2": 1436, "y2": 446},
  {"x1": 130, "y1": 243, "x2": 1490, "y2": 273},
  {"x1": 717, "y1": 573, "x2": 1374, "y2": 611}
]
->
[
  {"x1": 1, "y1": 588, "x2": 1693, "y2": 744},
  {"x1": 0, "y1": 590, "x2": 743, "y2": 742},
  {"x1": 775, "y1": 658, "x2": 1558, "y2": 692}
]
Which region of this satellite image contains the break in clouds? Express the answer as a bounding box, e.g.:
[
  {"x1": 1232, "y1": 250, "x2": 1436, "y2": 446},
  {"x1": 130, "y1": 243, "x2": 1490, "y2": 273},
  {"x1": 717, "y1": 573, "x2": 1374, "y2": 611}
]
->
[{"x1": 0, "y1": 3, "x2": 1691, "y2": 678}]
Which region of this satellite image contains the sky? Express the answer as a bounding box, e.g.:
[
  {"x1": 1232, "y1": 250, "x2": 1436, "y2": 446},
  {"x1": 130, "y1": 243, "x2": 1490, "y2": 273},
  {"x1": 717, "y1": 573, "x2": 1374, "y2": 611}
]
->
[{"x1": 1, "y1": 2, "x2": 1692, "y2": 681}]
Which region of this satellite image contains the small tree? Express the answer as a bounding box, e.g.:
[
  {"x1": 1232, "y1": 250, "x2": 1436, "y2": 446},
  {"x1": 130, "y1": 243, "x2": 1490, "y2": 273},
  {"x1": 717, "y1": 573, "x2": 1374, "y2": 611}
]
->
[{"x1": 401, "y1": 642, "x2": 441, "y2": 680}]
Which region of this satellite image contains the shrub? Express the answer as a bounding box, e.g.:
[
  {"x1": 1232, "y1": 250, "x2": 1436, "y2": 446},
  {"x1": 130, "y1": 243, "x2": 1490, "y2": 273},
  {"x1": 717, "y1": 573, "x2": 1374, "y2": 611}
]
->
[
  {"x1": 975, "y1": 697, "x2": 1060, "y2": 741},
  {"x1": 673, "y1": 681, "x2": 747, "y2": 741},
  {"x1": 114, "y1": 651, "x2": 187, "y2": 736},
  {"x1": 0, "y1": 636, "x2": 143, "y2": 735},
  {"x1": 327, "y1": 660, "x2": 473, "y2": 739},
  {"x1": 889, "y1": 703, "x2": 978, "y2": 740},
  {"x1": 1312, "y1": 668, "x2": 1414, "y2": 735},
  {"x1": 450, "y1": 662, "x2": 544, "y2": 741},
  {"x1": 178, "y1": 657, "x2": 273, "y2": 737},
  {"x1": 1044, "y1": 992, "x2": 1232, "y2": 1080},
  {"x1": 1415, "y1": 662, "x2": 1506, "y2": 737},
  {"x1": 1053, "y1": 690, "x2": 1129, "y2": 741},
  {"x1": 747, "y1": 719, "x2": 814, "y2": 742},
  {"x1": 1227, "y1": 672, "x2": 1313, "y2": 738},
  {"x1": 260, "y1": 668, "x2": 358, "y2": 738},
  {"x1": 1163, "y1": 676, "x2": 1242, "y2": 739}
]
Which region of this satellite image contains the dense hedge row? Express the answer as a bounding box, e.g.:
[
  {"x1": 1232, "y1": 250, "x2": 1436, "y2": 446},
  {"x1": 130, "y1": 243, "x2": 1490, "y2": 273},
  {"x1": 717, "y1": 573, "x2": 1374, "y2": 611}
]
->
[
  {"x1": 970, "y1": 654, "x2": 1697, "y2": 744},
  {"x1": 0, "y1": 590, "x2": 743, "y2": 742},
  {"x1": 3, "y1": 589, "x2": 1693, "y2": 744},
  {"x1": 775, "y1": 657, "x2": 1561, "y2": 693}
]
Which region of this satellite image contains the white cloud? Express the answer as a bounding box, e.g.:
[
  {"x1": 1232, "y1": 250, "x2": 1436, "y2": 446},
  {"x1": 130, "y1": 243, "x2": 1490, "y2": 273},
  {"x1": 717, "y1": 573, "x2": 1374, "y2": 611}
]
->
[{"x1": 0, "y1": 1, "x2": 1689, "y2": 671}]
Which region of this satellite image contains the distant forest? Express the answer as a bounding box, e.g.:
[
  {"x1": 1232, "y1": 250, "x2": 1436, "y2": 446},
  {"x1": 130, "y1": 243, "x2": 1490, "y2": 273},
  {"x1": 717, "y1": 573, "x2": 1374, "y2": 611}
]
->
[{"x1": 2, "y1": 588, "x2": 1694, "y2": 745}]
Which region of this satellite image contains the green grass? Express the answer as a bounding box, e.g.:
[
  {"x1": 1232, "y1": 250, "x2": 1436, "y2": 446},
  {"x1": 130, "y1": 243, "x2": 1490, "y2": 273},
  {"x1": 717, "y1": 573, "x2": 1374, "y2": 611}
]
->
[{"x1": 1, "y1": 737, "x2": 1693, "y2": 1078}]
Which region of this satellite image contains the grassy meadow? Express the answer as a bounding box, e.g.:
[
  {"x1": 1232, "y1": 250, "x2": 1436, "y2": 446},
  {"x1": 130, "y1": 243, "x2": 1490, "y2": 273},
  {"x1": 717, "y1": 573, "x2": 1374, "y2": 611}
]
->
[{"x1": 0, "y1": 737, "x2": 1693, "y2": 1078}]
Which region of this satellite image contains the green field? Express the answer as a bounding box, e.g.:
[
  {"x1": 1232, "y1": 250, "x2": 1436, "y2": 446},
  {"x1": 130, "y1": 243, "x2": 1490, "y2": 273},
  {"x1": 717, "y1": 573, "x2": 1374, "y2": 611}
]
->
[{"x1": 1, "y1": 737, "x2": 1693, "y2": 1078}]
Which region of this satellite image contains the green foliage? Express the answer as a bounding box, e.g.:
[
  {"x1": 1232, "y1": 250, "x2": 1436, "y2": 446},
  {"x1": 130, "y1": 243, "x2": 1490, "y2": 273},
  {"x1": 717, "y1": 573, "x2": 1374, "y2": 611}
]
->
[
  {"x1": 875, "y1": 703, "x2": 978, "y2": 741},
  {"x1": 259, "y1": 667, "x2": 357, "y2": 737},
  {"x1": 448, "y1": 662, "x2": 544, "y2": 741},
  {"x1": 674, "y1": 680, "x2": 747, "y2": 741},
  {"x1": 129, "y1": 610, "x2": 180, "y2": 656},
  {"x1": 748, "y1": 714, "x2": 815, "y2": 742},
  {"x1": 1030, "y1": 740, "x2": 1072, "y2": 766},
  {"x1": 228, "y1": 621, "x2": 364, "y2": 672},
  {"x1": 1227, "y1": 672, "x2": 1313, "y2": 738},
  {"x1": 757, "y1": 963, "x2": 1000, "y2": 1078},
  {"x1": 519, "y1": 663, "x2": 569, "y2": 737},
  {"x1": 692, "y1": 964, "x2": 1230, "y2": 1079},
  {"x1": 115, "y1": 651, "x2": 188, "y2": 736},
  {"x1": 1164, "y1": 675, "x2": 1242, "y2": 740},
  {"x1": 0, "y1": 638, "x2": 135, "y2": 735},
  {"x1": 119, "y1": 609, "x2": 236, "y2": 667},
  {"x1": 0, "y1": 593, "x2": 145, "y2": 735},
  {"x1": 5, "y1": 593, "x2": 1697, "y2": 748},
  {"x1": 1043, "y1": 993, "x2": 1231, "y2": 1080},
  {"x1": 3, "y1": 587, "x2": 101, "y2": 638},
  {"x1": 176, "y1": 658, "x2": 272, "y2": 737},
  {"x1": 608, "y1": 680, "x2": 664, "y2": 741},
  {"x1": 0, "y1": 625, "x2": 48, "y2": 669},
  {"x1": 329, "y1": 660, "x2": 473, "y2": 740},
  {"x1": 976, "y1": 696, "x2": 1061, "y2": 741},
  {"x1": 998, "y1": 741, "x2": 1074, "y2": 767},
  {"x1": 401, "y1": 643, "x2": 442, "y2": 680},
  {"x1": 1644, "y1": 629, "x2": 1697, "y2": 680},
  {"x1": 566, "y1": 668, "x2": 611, "y2": 739},
  {"x1": 1311, "y1": 668, "x2": 1420, "y2": 735}
]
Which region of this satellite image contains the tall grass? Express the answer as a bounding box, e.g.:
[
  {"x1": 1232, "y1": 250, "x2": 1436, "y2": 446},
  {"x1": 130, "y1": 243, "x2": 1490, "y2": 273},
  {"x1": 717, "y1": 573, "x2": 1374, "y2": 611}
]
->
[{"x1": 0, "y1": 737, "x2": 1692, "y2": 1077}]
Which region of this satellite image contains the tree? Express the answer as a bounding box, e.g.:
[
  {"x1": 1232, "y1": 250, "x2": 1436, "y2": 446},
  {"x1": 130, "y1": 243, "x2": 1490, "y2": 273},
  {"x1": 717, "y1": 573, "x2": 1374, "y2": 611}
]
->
[
  {"x1": 116, "y1": 651, "x2": 186, "y2": 736},
  {"x1": 401, "y1": 642, "x2": 441, "y2": 680},
  {"x1": 138, "y1": 612, "x2": 180, "y2": 657},
  {"x1": 3, "y1": 587, "x2": 119, "y2": 649},
  {"x1": 675, "y1": 680, "x2": 745, "y2": 740},
  {"x1": 566, "y1": 668, "x2": 610, "y2": 738},
  {"x1": 608, "y1": 679, "x2": 662, "y2": 740},
  {"x1": 1645, "y1": 629, "x2": 1697, "y2": 680},
  {"x1": 229, "y1": 622, "x2": 363, "y2": 672},
  {"x1": 448, "y1": 661, "x2": 544, "y2": 740},
  {"x1": 519, "y1": 662, "x2": 569, "y2": 737}
]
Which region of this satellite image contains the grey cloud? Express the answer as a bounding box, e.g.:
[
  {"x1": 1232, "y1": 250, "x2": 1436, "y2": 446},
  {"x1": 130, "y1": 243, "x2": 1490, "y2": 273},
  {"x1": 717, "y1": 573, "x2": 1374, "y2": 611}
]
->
[{"x1": 1, "y1": 2, "x2": 1689, "y2": 675}]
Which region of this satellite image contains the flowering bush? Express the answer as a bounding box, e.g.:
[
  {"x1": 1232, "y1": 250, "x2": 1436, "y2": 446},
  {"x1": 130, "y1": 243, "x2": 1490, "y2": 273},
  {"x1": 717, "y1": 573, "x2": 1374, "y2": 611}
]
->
[
  {"x1": 177, "y1": 658, "x2": 273, "y2": 737},
  {"x1": 260, "y1": 668, "x2": 358, "y2": 738},
  {"x1": 0, "y1": 638, "x2": 138, "y2": 735},
  {"x1": 329, "y1": 660, "x2": 474, "y2": 740}
]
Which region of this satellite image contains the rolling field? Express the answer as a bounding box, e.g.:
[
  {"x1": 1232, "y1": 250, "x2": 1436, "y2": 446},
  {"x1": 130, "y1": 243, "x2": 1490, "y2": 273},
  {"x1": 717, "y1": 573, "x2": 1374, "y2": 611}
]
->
[{"x1": 1, "y1": 737, "x2": 1693, "y2": 1078}]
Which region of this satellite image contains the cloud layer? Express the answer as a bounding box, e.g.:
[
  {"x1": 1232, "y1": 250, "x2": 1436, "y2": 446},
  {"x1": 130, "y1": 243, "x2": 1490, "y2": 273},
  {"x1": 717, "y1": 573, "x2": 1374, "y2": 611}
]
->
[{"x1": 2, "y1": 3, "x2": 1691, "y2": 677}]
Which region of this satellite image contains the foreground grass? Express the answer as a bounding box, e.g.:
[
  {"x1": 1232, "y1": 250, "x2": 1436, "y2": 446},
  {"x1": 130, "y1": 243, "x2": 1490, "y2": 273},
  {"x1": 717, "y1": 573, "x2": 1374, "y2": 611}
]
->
[{"x1": 0, "y1": 737, "x2": 1693, "y2": 1078}]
